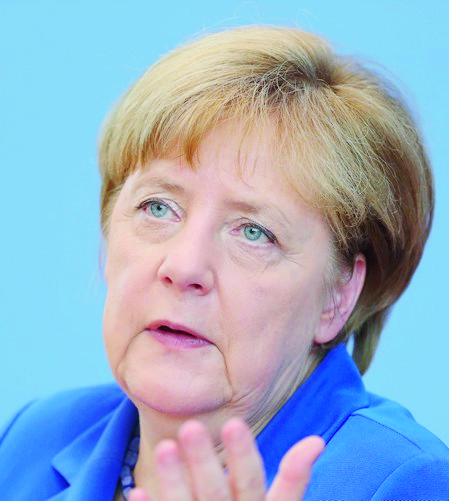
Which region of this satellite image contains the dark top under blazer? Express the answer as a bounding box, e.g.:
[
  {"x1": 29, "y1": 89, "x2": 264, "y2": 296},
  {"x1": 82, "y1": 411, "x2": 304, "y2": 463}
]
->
[{"x1": 1, "y1": 345, "x2": 449, "y2": 500}]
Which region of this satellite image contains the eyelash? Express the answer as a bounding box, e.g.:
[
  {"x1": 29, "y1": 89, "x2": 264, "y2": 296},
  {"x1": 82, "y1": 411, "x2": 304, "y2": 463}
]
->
[
  {"x1": 137, "y1": 198, "x2": 177, "y2": 215},
  {"x1": 137, "y1": 198, "x2": 277, "y2": 244}
]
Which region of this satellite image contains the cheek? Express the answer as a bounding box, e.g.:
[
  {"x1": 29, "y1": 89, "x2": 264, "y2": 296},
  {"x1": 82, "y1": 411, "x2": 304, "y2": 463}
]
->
[
  {"x1": 239, "y1": 272, "x2": 322, "y2": 331},
  {"x1": 104, "y1": 263, "x2": 147, "y2": 327},
  {"x1": 102, "y1": 246, "x2": 153, "y2": 363},
  {"x1": 102, "y1": 287, "x2": 130, "y2": 369},
  {"x1": 105, "y1": 226, "x2": 157, "y2": 307},
  {"x1": 225, "y1": 269, "x2": 324, "y2": 368}
]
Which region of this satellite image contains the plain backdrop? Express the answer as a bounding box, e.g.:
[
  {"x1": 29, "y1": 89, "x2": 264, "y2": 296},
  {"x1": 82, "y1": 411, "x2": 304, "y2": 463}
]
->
[{"x1": 1, "y1": 0, "x2": 448, "y2": 446}]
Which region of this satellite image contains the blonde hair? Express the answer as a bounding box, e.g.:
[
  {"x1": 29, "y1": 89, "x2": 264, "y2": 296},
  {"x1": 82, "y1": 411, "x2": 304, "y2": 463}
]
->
[{"x1": 98, "y1": 26, "x2": 433, "y2": 374}]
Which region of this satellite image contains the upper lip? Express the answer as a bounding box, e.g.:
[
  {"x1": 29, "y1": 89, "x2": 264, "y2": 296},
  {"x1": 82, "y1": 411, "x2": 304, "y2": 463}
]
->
[{"x1": 145, "y1": 320, "x2": 211, "y2": 343}]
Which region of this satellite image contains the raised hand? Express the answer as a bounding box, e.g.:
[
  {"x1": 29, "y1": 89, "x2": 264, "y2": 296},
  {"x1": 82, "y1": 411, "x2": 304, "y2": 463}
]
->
[{"x1": 128, "y1": 418, "x2": 324, "y2": 501}]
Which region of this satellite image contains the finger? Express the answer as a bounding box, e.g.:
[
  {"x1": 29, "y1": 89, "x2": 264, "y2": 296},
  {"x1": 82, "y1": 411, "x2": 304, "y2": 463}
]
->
[
  {"x1": 128, "y1": 487, "x2": 153, "y2": 501},
  {"x1": 178, "y1": 420, "x2": 231, "y2": 501},
  {"x1": 154, "y1": 439, "x2": 193, "y2": 501},
  {"x1": 221, "y1": 418, "x2": 266, "y2": 500},
  {"x1": 267, "y1": 435, "x2": 324, "y2": 501}
]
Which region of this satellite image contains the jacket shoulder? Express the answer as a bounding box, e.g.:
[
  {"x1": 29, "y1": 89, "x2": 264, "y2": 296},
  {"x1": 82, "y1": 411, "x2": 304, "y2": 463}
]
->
[
  {"x1": 0, "y1": 384, "x2": 130, "y2": 499},
  {"x1": 0, "y1": 383, "x2": 126, "y2": 449},
  {"x1": 307, "y1": 394, "x2": 449, "y2": 498},
  {"x1": 372, "y1": 452, "x2": 449, "y2": 499}
]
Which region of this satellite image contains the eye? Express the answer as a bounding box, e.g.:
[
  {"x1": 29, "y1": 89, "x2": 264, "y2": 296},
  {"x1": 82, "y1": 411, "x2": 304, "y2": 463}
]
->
[
  {"x1": 241, "y1": 223, "x2": 276, "y2": 244},
  {"x1": 149, "y1": 201, "x2": 169, "y2": 218},
  {"x1": 138, "y1": 198, "x2": 178, "y2": 220}
]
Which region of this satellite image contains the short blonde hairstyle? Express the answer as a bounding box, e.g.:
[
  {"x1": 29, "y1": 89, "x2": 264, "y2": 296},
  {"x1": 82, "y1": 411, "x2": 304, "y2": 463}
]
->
[{"x1": 98, "y1": 26, "x2": 433, "y2": 374}]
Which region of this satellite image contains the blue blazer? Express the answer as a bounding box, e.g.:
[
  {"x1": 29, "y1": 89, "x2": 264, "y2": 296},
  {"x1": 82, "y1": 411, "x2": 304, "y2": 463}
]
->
[{"x1": 2, "y1": 345, "x2": 449, "y2": 500}]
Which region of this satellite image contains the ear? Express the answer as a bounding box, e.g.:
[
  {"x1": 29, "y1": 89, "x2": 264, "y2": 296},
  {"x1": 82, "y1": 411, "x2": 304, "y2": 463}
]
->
[{"x1": 314, "y1": 254, "x2": 366, "y2": 345}]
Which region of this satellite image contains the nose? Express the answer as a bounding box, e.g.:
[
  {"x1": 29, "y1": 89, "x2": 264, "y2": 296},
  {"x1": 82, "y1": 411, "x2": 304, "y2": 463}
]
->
[{"x1": 157, "y1": 227, "x2": 216, "y2": 296}]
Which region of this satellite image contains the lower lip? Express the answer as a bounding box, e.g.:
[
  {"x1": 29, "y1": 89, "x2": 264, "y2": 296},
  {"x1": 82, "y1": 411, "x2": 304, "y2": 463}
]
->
[{"x1": 147, "y1": 329, "x2": 212, "y2": 350}]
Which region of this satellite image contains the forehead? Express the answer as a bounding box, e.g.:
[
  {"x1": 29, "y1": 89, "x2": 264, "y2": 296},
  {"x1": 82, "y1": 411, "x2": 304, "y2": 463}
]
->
[
  {"x1": 131, "y1": 124, "x2": 296, "y2": 193},
  {"x1": 125, "y1": 126, "x2": 294, "y2": 203}
]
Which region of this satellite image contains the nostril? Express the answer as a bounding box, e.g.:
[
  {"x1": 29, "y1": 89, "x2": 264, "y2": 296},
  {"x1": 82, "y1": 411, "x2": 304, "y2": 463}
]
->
[{"x1": 158, "y1": 262, "x2": 213, "y2": 293}]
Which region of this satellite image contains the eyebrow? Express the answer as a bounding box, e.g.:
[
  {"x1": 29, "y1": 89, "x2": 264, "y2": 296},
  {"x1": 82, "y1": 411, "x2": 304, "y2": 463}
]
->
[
  {"x1": 224, "y1": 198, "x2": 293, "y2": 236},
  {"x1": 225, "y1": 199, "x2": 269, "y2": 216},
  {"x1": 132, "y1": 175, "x2": 262, "y2": 212},
  {"x1": 132, "y1": 176, "x2": 187, "y2": 197},
  {"x1": 131, "y1": 174, "x2": 293, "y2": 234},
  {"x1": 134, "y1": 179, "x2": 270, "y2": 217}
]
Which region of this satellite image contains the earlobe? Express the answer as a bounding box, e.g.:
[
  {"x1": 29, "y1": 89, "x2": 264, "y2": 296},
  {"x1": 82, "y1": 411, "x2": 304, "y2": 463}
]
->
[{"x1": 314, "y1": 254, "x2": 366, "y2": 345}]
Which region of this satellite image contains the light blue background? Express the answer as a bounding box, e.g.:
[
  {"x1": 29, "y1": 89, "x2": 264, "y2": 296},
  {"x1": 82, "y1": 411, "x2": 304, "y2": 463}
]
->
[{"x1": 1, "y1": 0, "x2": 448, "y2": 446}]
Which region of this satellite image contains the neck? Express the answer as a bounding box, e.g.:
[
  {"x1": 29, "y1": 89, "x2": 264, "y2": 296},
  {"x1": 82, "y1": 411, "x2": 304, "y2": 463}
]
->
[{"x1": 132, "y1": 408, "x2": 228, "y2": 495}]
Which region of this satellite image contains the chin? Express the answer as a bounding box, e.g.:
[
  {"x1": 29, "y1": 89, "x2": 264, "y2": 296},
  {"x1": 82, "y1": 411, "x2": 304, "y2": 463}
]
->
[{"x1": 118, "y1": 365, "x2": 231, "y2": 418}]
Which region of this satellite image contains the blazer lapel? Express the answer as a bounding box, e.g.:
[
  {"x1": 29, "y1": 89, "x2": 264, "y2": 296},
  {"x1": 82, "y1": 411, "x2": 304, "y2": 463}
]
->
[{"x1": 49, "y1": 397, "x2": 138, "y2": 500}]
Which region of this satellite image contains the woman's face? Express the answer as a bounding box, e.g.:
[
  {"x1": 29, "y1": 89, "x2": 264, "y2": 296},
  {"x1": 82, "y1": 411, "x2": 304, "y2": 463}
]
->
[{"x1": 103, "y1": 128, "x2": 341, "y2": 426}]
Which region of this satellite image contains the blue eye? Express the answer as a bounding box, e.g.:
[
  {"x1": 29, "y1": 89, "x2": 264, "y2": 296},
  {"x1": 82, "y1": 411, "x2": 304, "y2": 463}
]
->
[
  {"x1": 242, "y1": 224, "x2": 276, "y2": 244},
  {"x1": 244, "y1": 225, "x2": 263, "y2": 241},
  {"x1": 139, "y1": 199, "x2": 178, "y2": 219},
  {"x1": 150, "y1": 202, "x2": 169, "y2": 218}
]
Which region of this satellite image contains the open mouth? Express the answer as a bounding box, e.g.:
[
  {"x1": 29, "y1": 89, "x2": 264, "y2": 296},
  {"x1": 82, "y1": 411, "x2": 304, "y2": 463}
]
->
[
  {"x1": 148, "y1": 322, "x2": 211, "y2": 349},
  {"x1": 158, "y1": 325, "x2": 195, "y2": 337}
]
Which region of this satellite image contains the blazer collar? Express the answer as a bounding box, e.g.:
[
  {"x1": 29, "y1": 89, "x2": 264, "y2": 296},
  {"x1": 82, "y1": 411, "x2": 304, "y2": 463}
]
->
[
  {"x1": 257, "y1": 344, "x2": 369, "y2": 485},
  {"x1": 49, "y1": 396, "x2": 137, "y2": 500}
]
